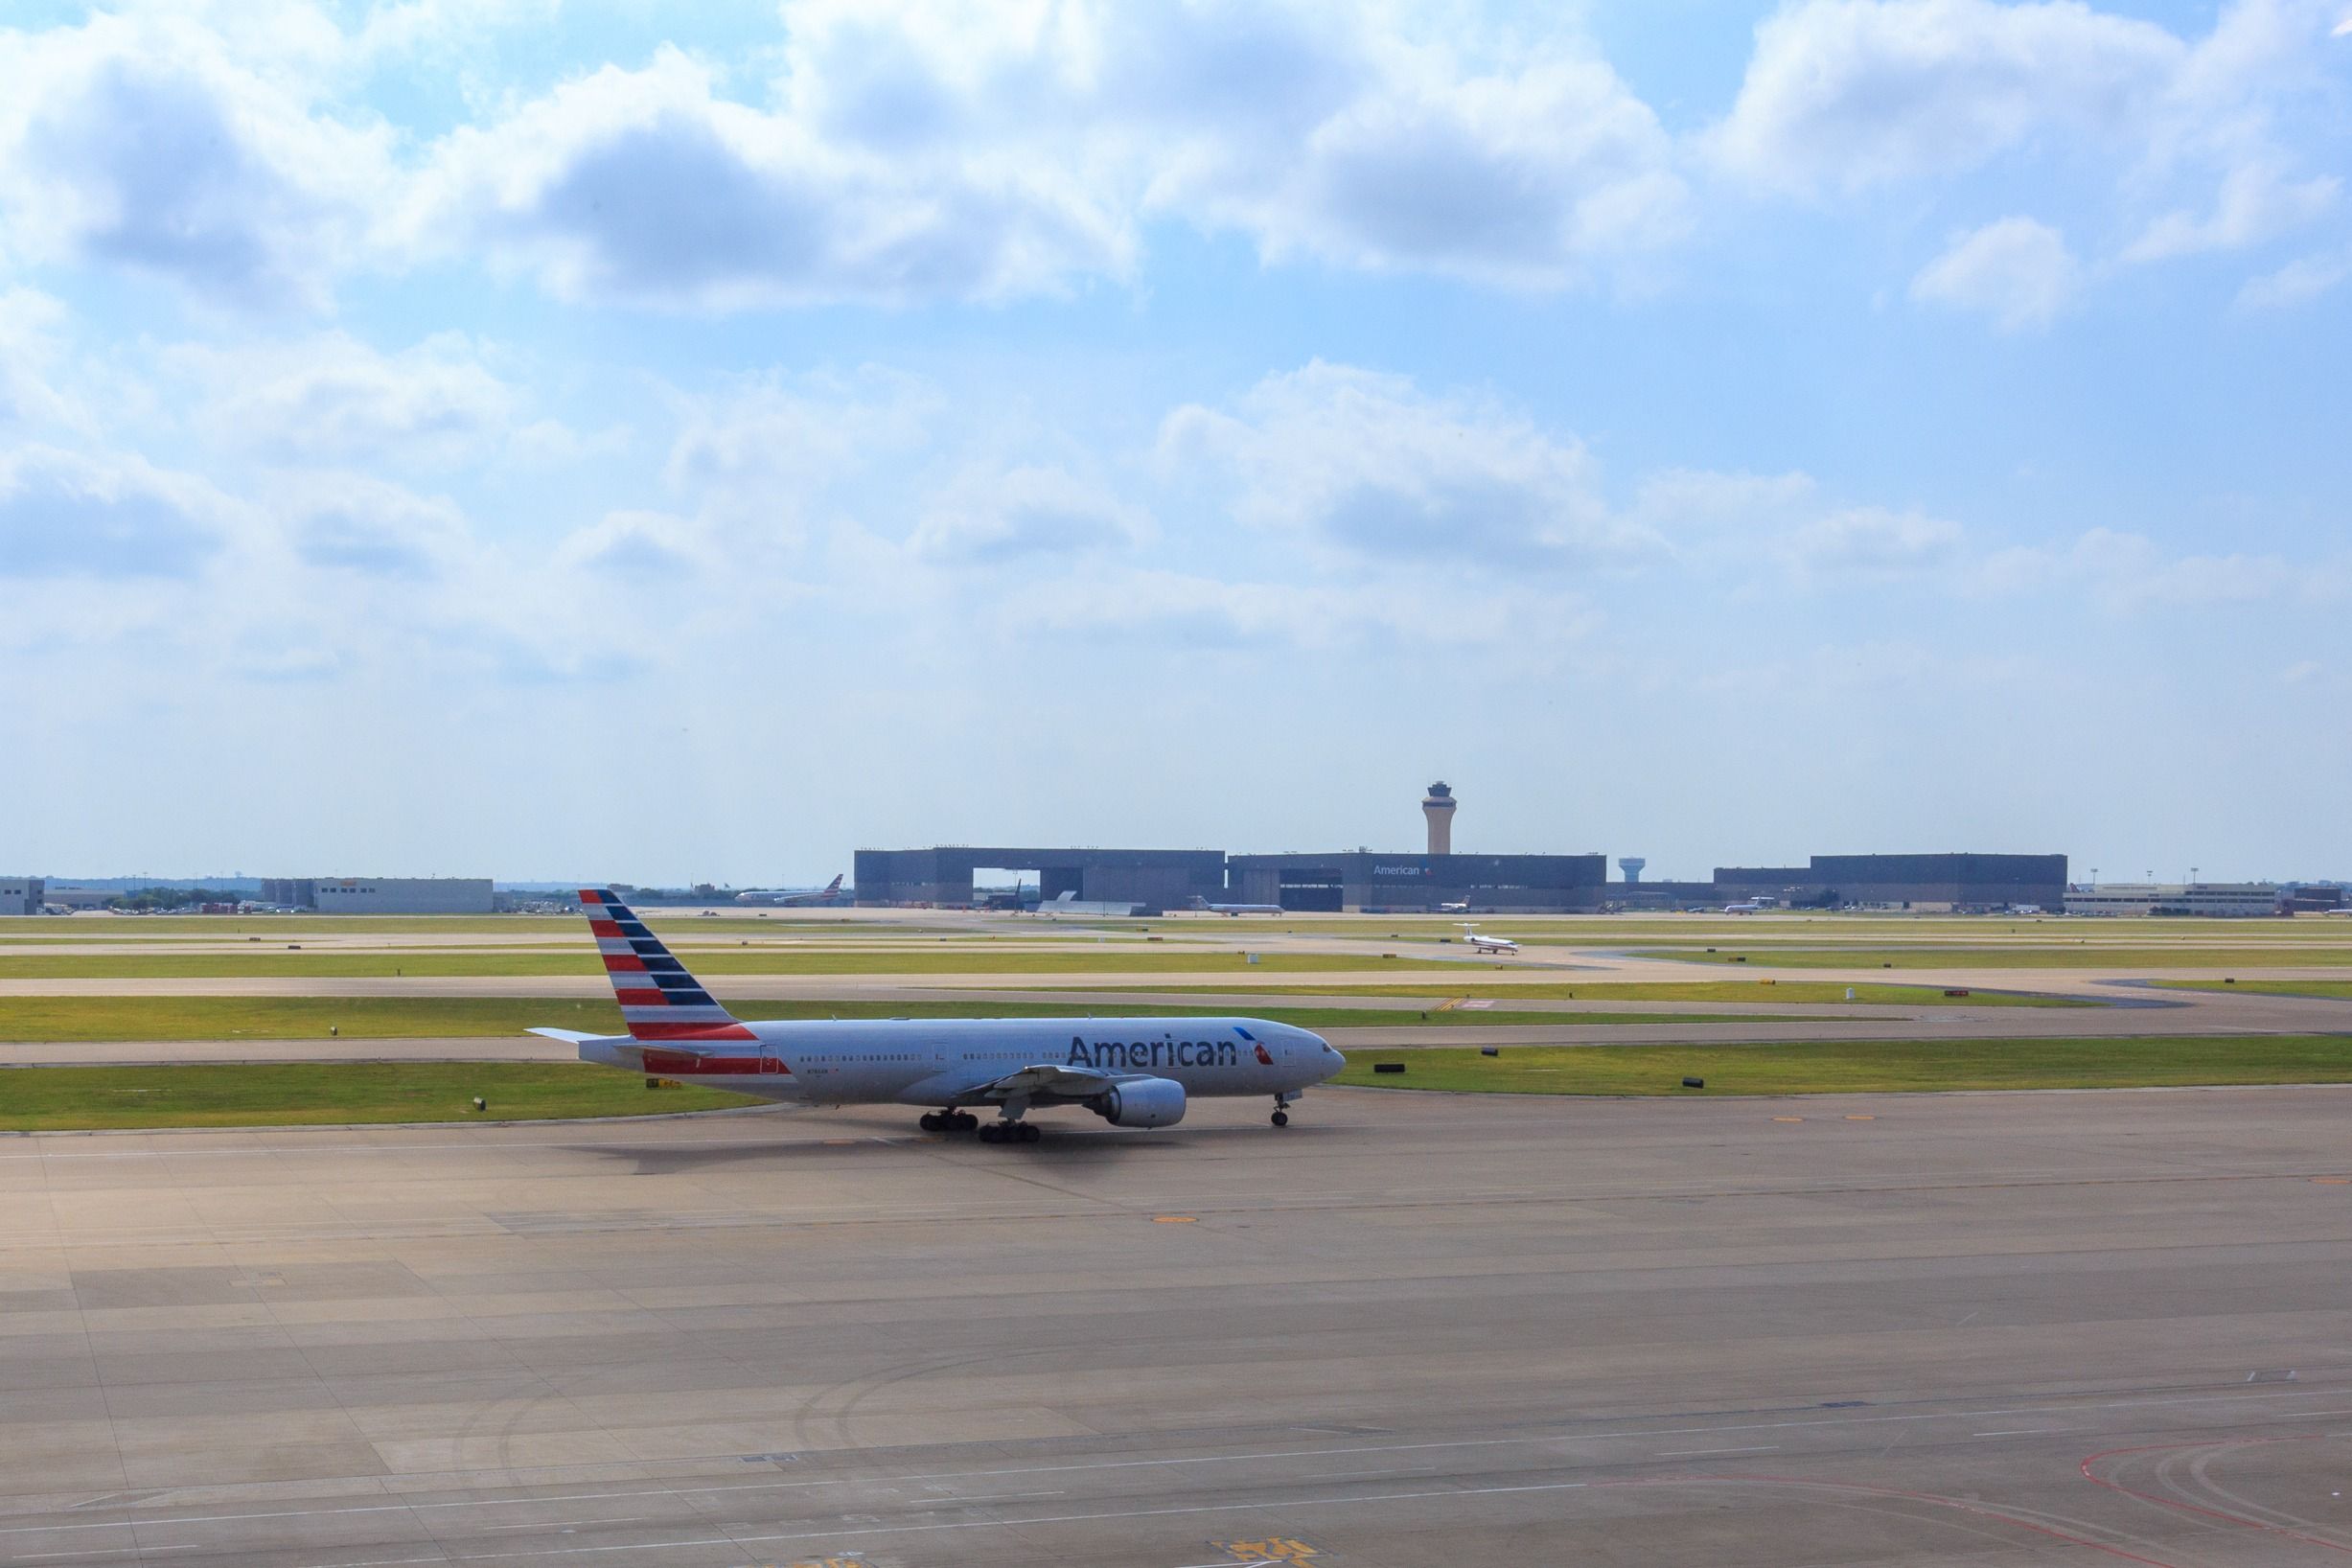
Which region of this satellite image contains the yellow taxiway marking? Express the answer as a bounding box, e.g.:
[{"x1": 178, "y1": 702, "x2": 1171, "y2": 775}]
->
[
  {"x1": 1845, "y1": 1115, "x2": 1876, "y2": 1120},
  {"x1": 2313, "y1": 1177, "x2": 2350, "y2": 1185},
  {"x1": 1152, "y1": 1215, "x2": 1199, "y2": 1223},
  {"x1": 1771, "y1": 1116, "x2": 1804, "y2": 1123}
]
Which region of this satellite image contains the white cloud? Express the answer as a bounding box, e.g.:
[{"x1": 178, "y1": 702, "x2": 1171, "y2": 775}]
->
[
  {"x1": 0, "y1": 12, "x2": 393, "y2": 307},
  {"x1": 399, "y1": 1, "x2": 1688, "y2": 307},
  {"x1": 1160, "y1": 361, "x2": 1655, "y2": 570},
  {"x1": 911, "y1": 465, "x2": 1152, "y2": 564},
  {"x1": 1978, "y1": 525, "x2": 2349, "y2": 611},
  {"x1": 407, "y1": 45, "x2": 1133, "y2": 309},
  {"x1": 0, "y1": 445, "x2": 239, "y2": 579},
  {"x1": 2236, "y1": 243, "x2": 2352, "y2": 307},
  {"x1": 267, "y1": 472, "x2": 473, "y2": 578},
  {"x1": 554, "y1": 508, "x2": 713, "y2": 576},
  {"x1": 169, "y1": 332, "x2": 547, "y2": 467},
  {"x1": 1711, "y1": 0, "x2": 2183, "y2": 195},
  {"x1": 1910, "y1": 217, "x2": 2078, "y2": 330},
  {"x1": 2124, "y1": 159, "x2": 2339, "y2": 263},
  {"x1": 0, "y1": 288, "x2": 83, "y2": 430},
  {"x1": 1783, "y1": 506, "x2": 1966, "y2": 576}
]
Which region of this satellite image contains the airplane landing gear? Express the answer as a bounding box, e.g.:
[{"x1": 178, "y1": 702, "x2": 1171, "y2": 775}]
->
[
  {"x1": 1271, "y1": 1109, "x2": 1290, "y2": 1127},
  {"x1": 1272, "y1": 1091, "x2": 1297, "y2": 1128},
  {"x1": 978, "y1": 1120, "x2": 1041, "y2": 1145},
  {"x1": 919, "y1": 1111, "x2": 980, "y2": 1133}
]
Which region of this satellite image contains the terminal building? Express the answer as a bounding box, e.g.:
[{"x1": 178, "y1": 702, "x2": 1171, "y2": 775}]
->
[
  {"x1": 2064, "y1": 883, "x2": 2280, "y2": 917},
  {"x1": 0, "y1": 878, "x2": 43, "y2": 915},
  {"x1": 852, "y1": 847, "x2": 1226, "y2": 914},
  {"x1": 1226, "y1": 852, "x2": 1607, "y2": 912},
  {"x1": 1626, "y1": 852, "x2": 2069, "y2": 911},
  {"x1": 260, "y1": 877, "x2": 496, "y2": 914}
]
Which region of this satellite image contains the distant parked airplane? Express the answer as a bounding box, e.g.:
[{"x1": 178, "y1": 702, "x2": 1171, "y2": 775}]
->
[
  {"x1": 535, "y1": 889, "x2": 1343, "y2": 1140},
  {"x1": 735, "y1": 874, "x2": 844, "y2": 907},
  {"x1": 1440, "y1": 900, "x2": 1470, "y2": 912},
  {"x1": 1188, "y1": 895, "x2": 1284, "y2": 915},
  {"x1": 1459, "y1": 923, "x2": 1519, "y2": 956}
]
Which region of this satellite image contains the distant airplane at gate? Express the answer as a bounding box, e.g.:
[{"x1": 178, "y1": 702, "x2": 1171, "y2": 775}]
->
[{"x1": 536, "y1": 889, "x2": 1344, "y2": 1143}]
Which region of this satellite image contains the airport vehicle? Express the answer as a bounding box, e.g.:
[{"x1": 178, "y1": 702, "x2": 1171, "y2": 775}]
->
[
  {"x1": 1459, "y1": 922, "x2": 1520, "y2": 956},
  {"x1": 535, "y1": 888, "x2": 1343, "y2": 1141},
  {"x1": 734, "y1": 874, "x2": 844, "y2": 907},
  {"x1": 1188, "y1": 895, "x2": 1284, "y2": 915}
]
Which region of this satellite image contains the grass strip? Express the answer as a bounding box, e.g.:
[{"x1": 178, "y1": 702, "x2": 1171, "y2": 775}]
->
[
  {"x1": 1053, "y1": 980, "x2": 2085, "y2": 1006},
  {"x1": 0, "y1": 995, "x2": 1787, "y2": 1042},
  {"x1": 2155, "y1": 980, "x2": 2352, "y2": 1000},
  {"x1": 0, "y1": 1062, "x2": 765, "y2": 1131},
  {"x1": 1333, "y1": 1035, "x2": 2352, "y2": 1096},
  {"x1": 0, "y1": 950, "x2": 1437, "y2": 980},
  {"x1": 1626, "y1": 948, "x2": 2352, "y2": 971}
]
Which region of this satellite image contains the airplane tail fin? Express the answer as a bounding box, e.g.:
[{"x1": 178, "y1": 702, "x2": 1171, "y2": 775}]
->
[
  {"x1": 824, "y1": 874, "x2": 842, "y2": 893},
  {"x1": 579, "y1": 888, "x2": 755, "y2": 1042}
]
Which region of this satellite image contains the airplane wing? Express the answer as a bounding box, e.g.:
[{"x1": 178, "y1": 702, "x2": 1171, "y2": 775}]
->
[{"x1": 955, "y1": 1062, "x2": 1121, "y2": 1103}]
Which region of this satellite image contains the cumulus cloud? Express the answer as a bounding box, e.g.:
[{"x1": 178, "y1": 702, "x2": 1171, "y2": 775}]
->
[
  {"x1": 1978, "y1": 525, "x2": 2349, "y2": 611},
  {"x1": 1910, "y1": 217, "x2": 2079, "y2": 330},
  {"x1": 0, "y1": 12, "x2": 392, "y2": 307},
  {"x1": 1782, "y1": 506, "x2": 1966, "y2": 576},
  {"x1": 2235, "y1": 243, "x2": 2352, "y2": 307},
  {"x1": 911, "y1": 465, "x2": 1153, "y2": 564},
  {"x1": 554, "y1": 508, "x2": 713, "y2": 575},
  {"x1": 1710, "y1": 0, "x2": 2184, "y2": 195},
  {"x1": 400, "y1": 1, "x2": 1688, "y2": 306},
  {"x1": 1160, "y1": 361, "x2": 1655, "y2": 570},
  {"x1": 0, "y1": 446, "x2": 236, "y2": 578},
  {"x1": 2123, "y1": 160, "x2": 2340, "y2": 263},
  {"x1": 268, "y1": 473, "x2": 473, "y2": 577},
  {"x1": 169, "y1": 332, "x2": 547, "y2": 467}
]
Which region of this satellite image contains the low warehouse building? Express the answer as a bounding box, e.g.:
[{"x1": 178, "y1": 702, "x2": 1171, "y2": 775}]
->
[
  {"x1": 1226, "y1": 853, "x2": 1608, "y2": 913},
  {"x1": 261, "y1": 877, "x2": 496, "y2": 914},
  {"x1": 0, "y1": 878, "x2": 44, "y2": 915}
]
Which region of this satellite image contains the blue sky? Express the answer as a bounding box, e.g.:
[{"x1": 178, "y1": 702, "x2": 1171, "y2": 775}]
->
[{"x1": 2, "y1": 0, "x2": 2347, "y2": 885}]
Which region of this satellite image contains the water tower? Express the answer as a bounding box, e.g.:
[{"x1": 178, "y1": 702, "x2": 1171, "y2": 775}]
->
[
  {"x1": 1619, "y1": 857, "x2": 1647, "y2": 884},
  {"x1": 1421, "y1": 781, "x2": 1456, "y2": 857}
]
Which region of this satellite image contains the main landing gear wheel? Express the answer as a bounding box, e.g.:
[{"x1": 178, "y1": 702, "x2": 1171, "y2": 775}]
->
[
  {"x1": 920, "y1": 1111, "x2": 982, "y2": 1133},
  {"x1": 980, "y1": 1121, "x2": 1041, "y2": 1145},
  {"x1": 1271, "y1": 1109, "x2": 1290, "y2": 1128}
]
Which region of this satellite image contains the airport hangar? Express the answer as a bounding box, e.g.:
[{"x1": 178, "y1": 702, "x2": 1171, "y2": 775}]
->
[{"x1": 852, "y1": 845, "x2": 1610, "y2": 913}]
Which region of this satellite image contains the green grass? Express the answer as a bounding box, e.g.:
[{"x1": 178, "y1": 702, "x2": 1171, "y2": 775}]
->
[
  {"x1": 1333, "y1": 1035, "x2": 2352, "y2": 1096},
  {"x1": 0, "y1": 1062, "x2": 766, "y2": 1131},
  {"x1": 0, "y1": 995, "x2": 1785, "y2": 1042},
  {"x1": 2155, "y1": 980, "x2": 2352, "y2": 999},
  {"x1": 1063, "y1": 980, "x2": 2087, "y2": 1006},
  {"x1": 1627, "y1": 947, "x2": 2352, "y2": 970},
  {"x1": 0, "y1": 949, "x2": 1441, "y2": 980}
]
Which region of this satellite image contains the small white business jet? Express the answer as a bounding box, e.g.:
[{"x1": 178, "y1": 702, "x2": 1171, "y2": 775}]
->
[
  {"x1": 1458, "y1": 923, "x2": 1520, "y2": 956},
  {"x1": 535, "y1": 889, "x2": 1345, "y2": 1142}
]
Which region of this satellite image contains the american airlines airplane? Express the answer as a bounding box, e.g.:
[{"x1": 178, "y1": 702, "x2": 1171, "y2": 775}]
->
[
  {"x1": 734, "y1": 873, "x2": 844, "y2": 906},
  {"x1": 1459, "y1": 922, "x2": 1520, "y2": 956},
  {"x1": 534, "y1": 888, "x2": 1345, "y2": 1143}
]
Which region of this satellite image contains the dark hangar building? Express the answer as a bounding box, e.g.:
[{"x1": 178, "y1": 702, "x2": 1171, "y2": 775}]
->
[
  {"x1": 852, "y1": 846, "x2": 1226, "y2": 912},
  {"x1": 1225, "y1": 852, "x2": 1607, "y2": 913}
]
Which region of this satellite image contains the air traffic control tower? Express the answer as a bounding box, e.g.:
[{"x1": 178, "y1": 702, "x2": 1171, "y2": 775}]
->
[{"x1": 1422, "y1": 781, "x2": 1457, "y2": 856}]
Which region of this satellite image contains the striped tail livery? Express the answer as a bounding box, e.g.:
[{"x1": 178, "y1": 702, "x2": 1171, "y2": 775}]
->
[{"x1": 580, "y1": 888, "x2": 755, "y2": 1042}]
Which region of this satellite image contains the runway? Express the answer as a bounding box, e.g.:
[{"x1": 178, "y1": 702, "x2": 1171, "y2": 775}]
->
[{"x1": 5, "y1": 1086, "x2": 2351, "y2": 1564}]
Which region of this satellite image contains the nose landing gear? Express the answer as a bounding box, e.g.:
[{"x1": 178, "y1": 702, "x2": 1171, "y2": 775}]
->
[{"x1": 1272, "y1": 1091, "x2": 1298, "y2": 1128}]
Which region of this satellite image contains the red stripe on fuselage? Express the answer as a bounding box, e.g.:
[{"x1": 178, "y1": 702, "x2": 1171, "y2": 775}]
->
[
  {"x1": 630, "y1": 1022, "x2": 761, "y2": 1044},
  {"x1": 638, "y1": 1045, "x2": 777, "y2": 1072}
]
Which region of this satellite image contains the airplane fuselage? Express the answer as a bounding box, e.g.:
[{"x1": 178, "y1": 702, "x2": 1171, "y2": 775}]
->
[{"x1": 580, "y1": 1014, "x2": 1339, "y2": 1107}]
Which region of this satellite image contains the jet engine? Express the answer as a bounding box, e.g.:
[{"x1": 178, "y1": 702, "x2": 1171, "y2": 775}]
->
[{"x1": 1092, "y1": 1076, "x2": 1187, "y2": 1128}]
